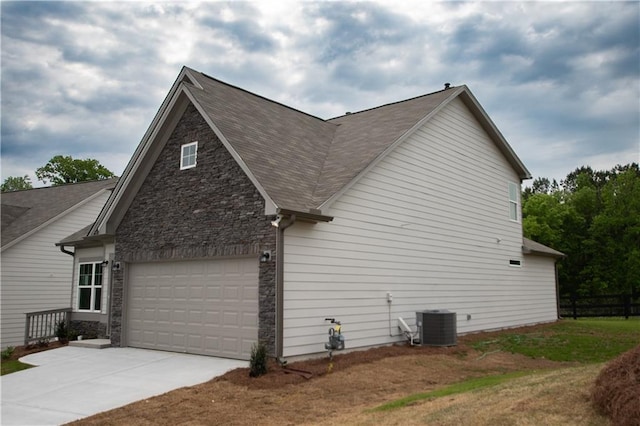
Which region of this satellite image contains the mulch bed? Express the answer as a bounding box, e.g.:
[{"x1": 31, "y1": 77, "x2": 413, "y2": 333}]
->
[
  {"x1": 591, "y1": 344, "x2": 640, "y2": 425},
  {"x1": 220, "y1": 342, "x2": 466, "y2": 389},
  {"x1": 2, "y1": 341, "x2": 67, "y2": 362}
]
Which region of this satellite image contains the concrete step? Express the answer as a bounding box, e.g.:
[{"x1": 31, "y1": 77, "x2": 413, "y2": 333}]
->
[{"x1": 68, "y1": 339, "x2": 111, "y2": 349}]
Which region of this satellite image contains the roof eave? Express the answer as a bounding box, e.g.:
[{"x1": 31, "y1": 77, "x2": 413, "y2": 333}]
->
[
  {"x1": 91, "y1": 67, "x2": 205, "y2": 236},
  {"x1": 183, "y1": 86, "x2": 279, "y2": 215},
  {"x1": 91, "y1": 68, "x2": 279, "y2": 235},
  {"x1": 522, "y1": 238, "x2": 566, "y2": 258},
  {"x1": 56, "y1": 233, "x2": 115, "y2": 248},
  {"x1": 276, "y1": 208, "x2": 333, "y2": 223},
  {"x1": 457, "y1": 87, "x2": 532, "y2": 181}
]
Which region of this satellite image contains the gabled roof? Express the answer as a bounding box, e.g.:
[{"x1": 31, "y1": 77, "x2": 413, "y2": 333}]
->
[
  {"x1": 186, "y1": 71, "x2": 336, "y2": 213},
  {"x1": 1, "y1": 178, "x2": 117, "y2": 249},
  {"x1": 93, "y1": 67, "x2": 530, "y2": 234}
]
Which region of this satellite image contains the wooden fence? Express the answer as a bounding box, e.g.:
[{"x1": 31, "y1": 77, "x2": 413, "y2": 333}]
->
[{"x1": 559, "y1": 293, "x2": 640, "y2": 319}]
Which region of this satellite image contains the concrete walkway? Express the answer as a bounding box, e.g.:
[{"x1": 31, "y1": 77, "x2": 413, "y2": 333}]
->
[{"x1": 1, "y1": 346, "x2": 247, "y2": 425}]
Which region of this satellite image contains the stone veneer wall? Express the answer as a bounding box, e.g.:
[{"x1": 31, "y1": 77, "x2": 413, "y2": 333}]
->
[
  {"x1": 111, "y1": 103, "x2": 277, "y2": 354},
  {"x1": 69, "y1": 320, "x2": 107, "y2": 339}
]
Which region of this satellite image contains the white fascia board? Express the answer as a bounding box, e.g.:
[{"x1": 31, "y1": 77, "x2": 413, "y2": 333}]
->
[
  {"x1": 1, "y1": 188, "x2": 112, "y2": 253},
  {"x1": 182, "y1": 88, "x2": 279, "y2": 216},
  {"x1": 319, "y1": 87, "x2": 465, "y2": 212},
  {"x1": 457, "y1": 88, "x2": 532, "y2": 181},
  {"x1": 93, "y1": 68, "x2": 197, "y2": 235}
]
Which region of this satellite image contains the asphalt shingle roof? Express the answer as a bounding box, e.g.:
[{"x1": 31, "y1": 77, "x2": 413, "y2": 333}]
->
[
  {"x1": 187, "y1": 71, "x2": 336, "y2": 212},
  {"x1": 1, "y1": 178, "x2": 117, "y2": 248},
  {"x1": 523, "y1": 237, "x2": 565, "y2": 258},
  {"x1": 185, "y1": 69, "x2": 458, "y2": 212}
]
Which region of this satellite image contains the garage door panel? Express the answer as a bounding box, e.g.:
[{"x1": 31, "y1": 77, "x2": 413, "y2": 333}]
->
[
  {"x1": 203, "y1": 336, "x2": 220, "y2": 351},
  {"x1": 205, "y1": 288, "x2": 222, "y2": 301},
  {"x1": 243, "y1": 312, "x2": 258, "y2": 327},
  {"x1": 156, "y1": 309, "x2": 171, "y2": 322},
  {"x1": 204, "y1": 310, "x2": 221, "y2": 323},
  {"x1": 127, "y1": 257, "x2": 258, "y2": 360},
  {"x1": 222, "y1": 311, "x2": 238, "y2": 327}
]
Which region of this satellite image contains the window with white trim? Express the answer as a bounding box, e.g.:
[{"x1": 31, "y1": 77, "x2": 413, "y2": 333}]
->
[
  {"x1": 180, "y1": 141, "x2": 198, "y2": 170},
  {"x1": 508, "y1": 182, "x2": 519, "y2": 222},
  {"x1": 77, "y1": 262, "x2": 103, "y2": 312}
]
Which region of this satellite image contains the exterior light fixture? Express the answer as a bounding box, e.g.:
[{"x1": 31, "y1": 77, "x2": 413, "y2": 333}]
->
[
  {"x1": 260, "y1": 250, "x2": 271, "y2": 262},
  {"x1": 271, "y1": 215, "x2": 282, "y2": 228}
]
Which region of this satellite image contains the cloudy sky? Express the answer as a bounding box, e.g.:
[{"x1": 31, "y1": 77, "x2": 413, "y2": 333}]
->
[{"x1": 2, "y1": 1, "x2": 639, "y2": 188}]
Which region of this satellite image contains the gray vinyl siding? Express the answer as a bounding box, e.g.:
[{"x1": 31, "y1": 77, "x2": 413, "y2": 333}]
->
[
  {"x1": 0, "y1": 192, "x2": 110, "y2": 349},
  {"x1": 282, "y1": 98, "x2": 556, "y2": 357}
]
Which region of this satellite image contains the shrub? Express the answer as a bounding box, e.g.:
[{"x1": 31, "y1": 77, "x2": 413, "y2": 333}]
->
[
  {"x1": 249, "y1": 342, "x2": 268, "y2": 377},
  {"x1": 1, "y1": 346, "x2": 15, "y2": 360},
  {"x1": 56, "y1": 320, "x2": 69, "y2": 343},
  {"x1": 591, "y1": 344, "x2": 640, "y2": 426}
]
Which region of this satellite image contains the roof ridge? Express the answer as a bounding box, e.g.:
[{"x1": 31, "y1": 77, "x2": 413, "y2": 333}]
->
[
  {"x1": 327, "y1": 86, "x2": 459, "y2": 121},
  {"x1": 1, "y1": 177, "x2": 118, "y2": 194}
]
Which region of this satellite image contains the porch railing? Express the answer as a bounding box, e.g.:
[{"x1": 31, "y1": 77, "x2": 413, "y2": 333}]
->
[{"x1": 24, "y1": 308, "x2": 72, "y2": 346}]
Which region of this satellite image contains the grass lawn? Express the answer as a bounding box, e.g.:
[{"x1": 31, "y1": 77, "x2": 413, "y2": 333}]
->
[
  {"x1": 371, "y1": 370, "x2": 535, "y2": 412},
  {"x1": 1, "y1": 360, "x2": 34, "y2": 376},
  {"x1": 365, "y1": 317, "x2": 639, "y2": 421},
  {"x1": 355, "y1": 364, "x2": 606, "y2": 425},
  {"x1": 468, "y1": 317, "x2": 640, "y2": 363}
]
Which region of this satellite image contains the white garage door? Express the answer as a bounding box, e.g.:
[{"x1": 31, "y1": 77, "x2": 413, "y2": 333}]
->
[{"x1": 126, "y1": 257, "x2": 258, "y2": 360}]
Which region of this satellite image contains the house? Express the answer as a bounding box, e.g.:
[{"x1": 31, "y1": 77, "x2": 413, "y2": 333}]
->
[
  {"x1": 1, "y1": 178, "x2": 117, "y2": 349},
  {"x1": 65, "y1": 67, "x2": 563, "y2": 361}
]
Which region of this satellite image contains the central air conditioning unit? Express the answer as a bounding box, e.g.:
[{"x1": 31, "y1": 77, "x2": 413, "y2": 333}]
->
[{"x1": 416, "y1": 310, "x2": 457, "y2": 346}]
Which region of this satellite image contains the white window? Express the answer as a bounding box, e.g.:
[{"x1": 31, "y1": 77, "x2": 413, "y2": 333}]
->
[
  {"x1": 508, "y1": 182, "x2": 519, "y2": 222},
  {"x1": 509, "y1": 259, "x2": 522, "y2": 267},
  {"x1": 77, "y1": 262, "x2": 103, "y2": 312},
  {"x1": 180, "y1": 142, "x2": 198, "y2": 170}
]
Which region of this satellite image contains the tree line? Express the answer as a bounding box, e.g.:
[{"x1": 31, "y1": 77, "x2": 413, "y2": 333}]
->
[
  {"x1": 1, "y1": 155, "x2": 114, "y2": 191},
  {"x1": 522, "y1": 163, "x2": 639, "y2": 297}
]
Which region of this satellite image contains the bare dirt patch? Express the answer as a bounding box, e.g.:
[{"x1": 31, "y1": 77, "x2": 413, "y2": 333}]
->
[{"x1": 71, "y1": 336, "x2": 566, "y2": 426}]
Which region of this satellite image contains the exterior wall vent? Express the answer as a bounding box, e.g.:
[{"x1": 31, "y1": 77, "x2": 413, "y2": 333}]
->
[{"x1": 416, "y1": 310, "x2": 457, "y2": 346}]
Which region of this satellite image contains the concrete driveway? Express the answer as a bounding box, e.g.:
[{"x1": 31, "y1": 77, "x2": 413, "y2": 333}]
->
[{"x1": 1, "y1": 346, "x2": 247, "y2": 425}]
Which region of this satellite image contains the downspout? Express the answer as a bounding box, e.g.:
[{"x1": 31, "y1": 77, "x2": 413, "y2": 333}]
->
[
  {"x1": 59, "y1": 245, "x2": 75, "y2": 256},
  {"x1": 555, "y1": 259, "x2": 561, "y2": 319},
  {"x1": 275, "y1": 214, "x2": 296, "y2": 360},
  {"x1": 58, "y1": 245, "x2": 74, "y2": 330}
]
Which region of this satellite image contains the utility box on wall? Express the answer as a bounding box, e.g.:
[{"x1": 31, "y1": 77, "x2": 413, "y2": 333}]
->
[{"x1": 416, "y1": 310, "x2": 457, "y2": 346}]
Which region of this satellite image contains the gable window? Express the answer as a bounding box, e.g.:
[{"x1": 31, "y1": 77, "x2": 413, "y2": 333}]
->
[
  {"x1": 180, "y1": 141, "x2": 198, "y2": 170},
  {"x1": 78, "y1": 262, "x2": 103, "y2": 312},
  {"x1": 508, "y1": 182, "x2": 519, "y2": 222}
]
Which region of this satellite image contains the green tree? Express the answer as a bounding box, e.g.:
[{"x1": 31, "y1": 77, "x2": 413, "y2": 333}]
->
[
  {"x1": 522, "y1": 163, "x2": 640, "y2": 297},
  {"x1": 522, "y1": 192, "x2": 567, "y2": 248},
  {"x1": 1, "y1": 175, "x2": 33, "y2": 192},
  {"x1": 35, "y1": 155, "x2": 114, "y2": 185},
  {"x1": 522, "y1": 177, "x2": 559, "y2": 202},
  {"x1": 587, "y1": 169, "x2": 640, "y2": 295}
]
